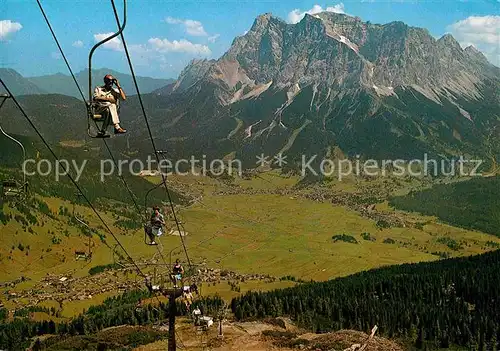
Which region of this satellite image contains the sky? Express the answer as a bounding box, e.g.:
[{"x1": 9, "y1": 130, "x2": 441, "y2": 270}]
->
[{"x1": 1, "y1": 0, "x2": 499, "y2": 79}]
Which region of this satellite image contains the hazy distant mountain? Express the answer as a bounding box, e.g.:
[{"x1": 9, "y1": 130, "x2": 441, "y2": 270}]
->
[
  {"x1": 28, "y1": 68, "x2": 175, "y2": 99},
  {"x1": 0, "y1": 68, "x2": 47, "y2": 96}
]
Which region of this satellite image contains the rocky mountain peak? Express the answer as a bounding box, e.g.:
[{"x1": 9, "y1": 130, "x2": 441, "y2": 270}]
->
[
  {"x1": 170, "y1": 11, "x2": 498, "y2": 107},
  {"x1": 172, "y1": 58, "x2": 215, "y2": 92},
  {"x1": 464, "y1": 45, "x2": 489, "y2": 62},
  {"x1": 252, "y1": 13, "x2": 273, "y2": 27},
  {"x1": 438, "y1": 33, "x2": 462, "y2": 51}
]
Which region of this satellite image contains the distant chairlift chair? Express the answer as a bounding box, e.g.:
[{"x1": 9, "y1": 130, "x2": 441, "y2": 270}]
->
[
  {"x1": 2, "y1": 180, "x2": 25, "y2": 199},
  {"x1": 193, "y1": 308, "x2": 213, "y2": 329},
  {"x1": 0, "y1": 100, "x2": 28, "y2": 200},
  {"x1": 72, "y1": 194, "x2": 94, "y2": 261}
]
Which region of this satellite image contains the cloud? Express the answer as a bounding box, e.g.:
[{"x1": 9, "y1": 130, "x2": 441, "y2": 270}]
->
[
  {"x1": 148, "y1": 38, "x2": 211, "y2": 55},
  {"x1": 287, "y1": 3, "x2": 345, "y2": 24},
  {"x1": 165, "y1": 17, "x2": 208, "y2": 36},
  {"x1": 51, "y1": 52, "x2": 61, "y2": 60},
  {"x1": 447, "y1": 15, "x2": 500, "y2": 66},
  {"x1": 93, "y1": 32, "x2": 123, "y2": 51},
  {"x1": 208, "y1": 34, "x2": 220, "y2": 43},
  {"x1": 0, "y1": 20, "x2": 22, "y2": 40},
  {"x1": 72, "y1": 40, "x2": 84, "y2": 48}
]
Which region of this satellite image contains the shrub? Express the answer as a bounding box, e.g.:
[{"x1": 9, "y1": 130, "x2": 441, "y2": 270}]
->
[
  {"x1": 437, "y1": 237, "x2": 463, "y2": 251},
  {"x1": 51, "y1": 236, "x2": 62, "y2": 244},
  {"x1": 332, "y1": 234, "x2": 358, "y2": 244},
  {"x1": 485, "y1": 241, "x2": 500, "y2": 249},
  {"x1": 376, "y1": 220, "x2": 391, "y2": 229},
  {"x1": 361, "y1": 232, "x2": 376, "y2": 241}
]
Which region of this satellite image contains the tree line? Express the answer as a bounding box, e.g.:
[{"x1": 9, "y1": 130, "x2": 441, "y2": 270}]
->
[{"x1": 389, "y1": 177, "x2": 500, "y2": 237}]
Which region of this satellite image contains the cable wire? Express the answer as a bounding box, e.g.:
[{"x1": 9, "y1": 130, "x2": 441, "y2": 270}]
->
[
  {"x1": 35, "y1": 0, "x2": 86, "y2": 103},
  {"x1": 35, "y1": 0, "x2": 172, "y2": 285},
  {"x1": 36, "y1": 0, "x2": 143, "y2": 217}
]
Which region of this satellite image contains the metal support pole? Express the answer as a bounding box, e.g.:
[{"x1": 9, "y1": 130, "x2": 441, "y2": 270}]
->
[{"x1": 168, "y1": 293, "x2": 176, "y2": 351}]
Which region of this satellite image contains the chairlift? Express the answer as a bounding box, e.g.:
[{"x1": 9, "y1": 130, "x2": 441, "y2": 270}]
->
[
  {"x1": 0, "y1": 94, "x2": 28, "y2": 200},
  {"x1": 197, "y1": 315, "x2": 214, "y2": 329},
  {"x1": 2, "y1": 180, "x2": 23, "y2": 198},
  {"x1": 87, "y1": 104, "x2": 112, "y2": 139},
  {"x1": 86, "y1": 1, "x2": 126, "y2": 139},
  {"x1": 143, "y1": 222, "x2": 158, "y2": 246},
  {"x1": 72, "y1": 192, "x2": 94, "y2": 261},
  {"x1": 112, "y1": 243, "x2": 128, "y2": 268},
  {"x1": 143, "y1": 180, "x2": 165, "y2": 246}
]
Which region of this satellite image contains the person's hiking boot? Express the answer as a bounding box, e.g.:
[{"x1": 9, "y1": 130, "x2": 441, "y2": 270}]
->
[{"x1": 114, "y1": 127, "x2": 127, "y2": 134}]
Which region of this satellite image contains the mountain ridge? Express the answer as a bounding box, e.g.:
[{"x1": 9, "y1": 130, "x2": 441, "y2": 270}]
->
[{"x1": 0, "y1": 68, "x2": 175, "y2": 98}]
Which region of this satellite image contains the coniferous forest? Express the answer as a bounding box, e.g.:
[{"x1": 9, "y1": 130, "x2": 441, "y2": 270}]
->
[
  {"x1": 231, "y1": 249, "x2": 500, "y2": 350},
  {"x1": 389, "y1": 177, "x2": 500, "y2": 237}
]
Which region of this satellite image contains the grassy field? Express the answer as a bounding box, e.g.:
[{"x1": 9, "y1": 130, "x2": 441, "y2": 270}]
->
[{"x1": 180, "y1": 194, "x2": 498, "y2": 280}]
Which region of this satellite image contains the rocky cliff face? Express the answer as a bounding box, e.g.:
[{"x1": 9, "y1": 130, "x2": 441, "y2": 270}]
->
[{"x1": 173, "y1": 12, "x2": 497, "y2": 104}]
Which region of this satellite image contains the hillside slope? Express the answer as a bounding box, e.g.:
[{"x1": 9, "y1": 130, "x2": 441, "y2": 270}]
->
[
  {"x1": 0, "y1": 69, "x2": 47, "y2": 96},
  {"x1": 232, "y1": 248, "x2": 500, "y2": 350}
]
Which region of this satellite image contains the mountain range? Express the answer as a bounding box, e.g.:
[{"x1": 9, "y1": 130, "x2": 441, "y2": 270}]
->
[
  {"x1": 0, "y1": 68, "x2": 174, "y2": 98},
  {"x1": 1, "y1": 12, "x2": 499, "y2": 170},
  {"x1": 153, "y1": 12, "x2": 499, "y2": 165}
]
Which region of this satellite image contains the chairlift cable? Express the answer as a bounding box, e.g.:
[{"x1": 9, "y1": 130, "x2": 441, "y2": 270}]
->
[
  {"x1": 35, "y1": 0, "x2": 86, "y2": 103},
  {"x1": 36, "y1": 0, "x2": 143, "y2": 217},
  {"x1": 36, "y1": 0, "x2": 192, "y2": 292},
  {"x1": 35, "y1": 0, "x2": 169, "y2": 276},
  {"x1": 37, "y1": 0, "x2": 173, "y2": 284},
  {"x1": 109, "y1": 0, "x2": 192, "y2": 270}
]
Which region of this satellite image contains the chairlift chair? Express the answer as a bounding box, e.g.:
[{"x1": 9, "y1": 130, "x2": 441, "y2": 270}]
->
[
  {"x1": 143, "y1": 180, "x2": 165, "y2": 246},
  {"x1": 144, "y1": 222, "x2": 159, "y2": 246},
  {"x1": 2, "y1": 180, "x2": 22, "y2": 198},
  {"x1": 0, "y1": 95, "x2": 28, "y2": 200},
  {"x1": 199, "y1": 316, "x2": 214, "y2": 329},
  {"x1": 87, "y1": 103, "x2": 112, "y2": 139},
  {"x1": 86, "y1": 1, "x2": 126, "y2": 139},
  {"x1": 72, "y1": 193, "x2": 94, "y2": 260}
]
